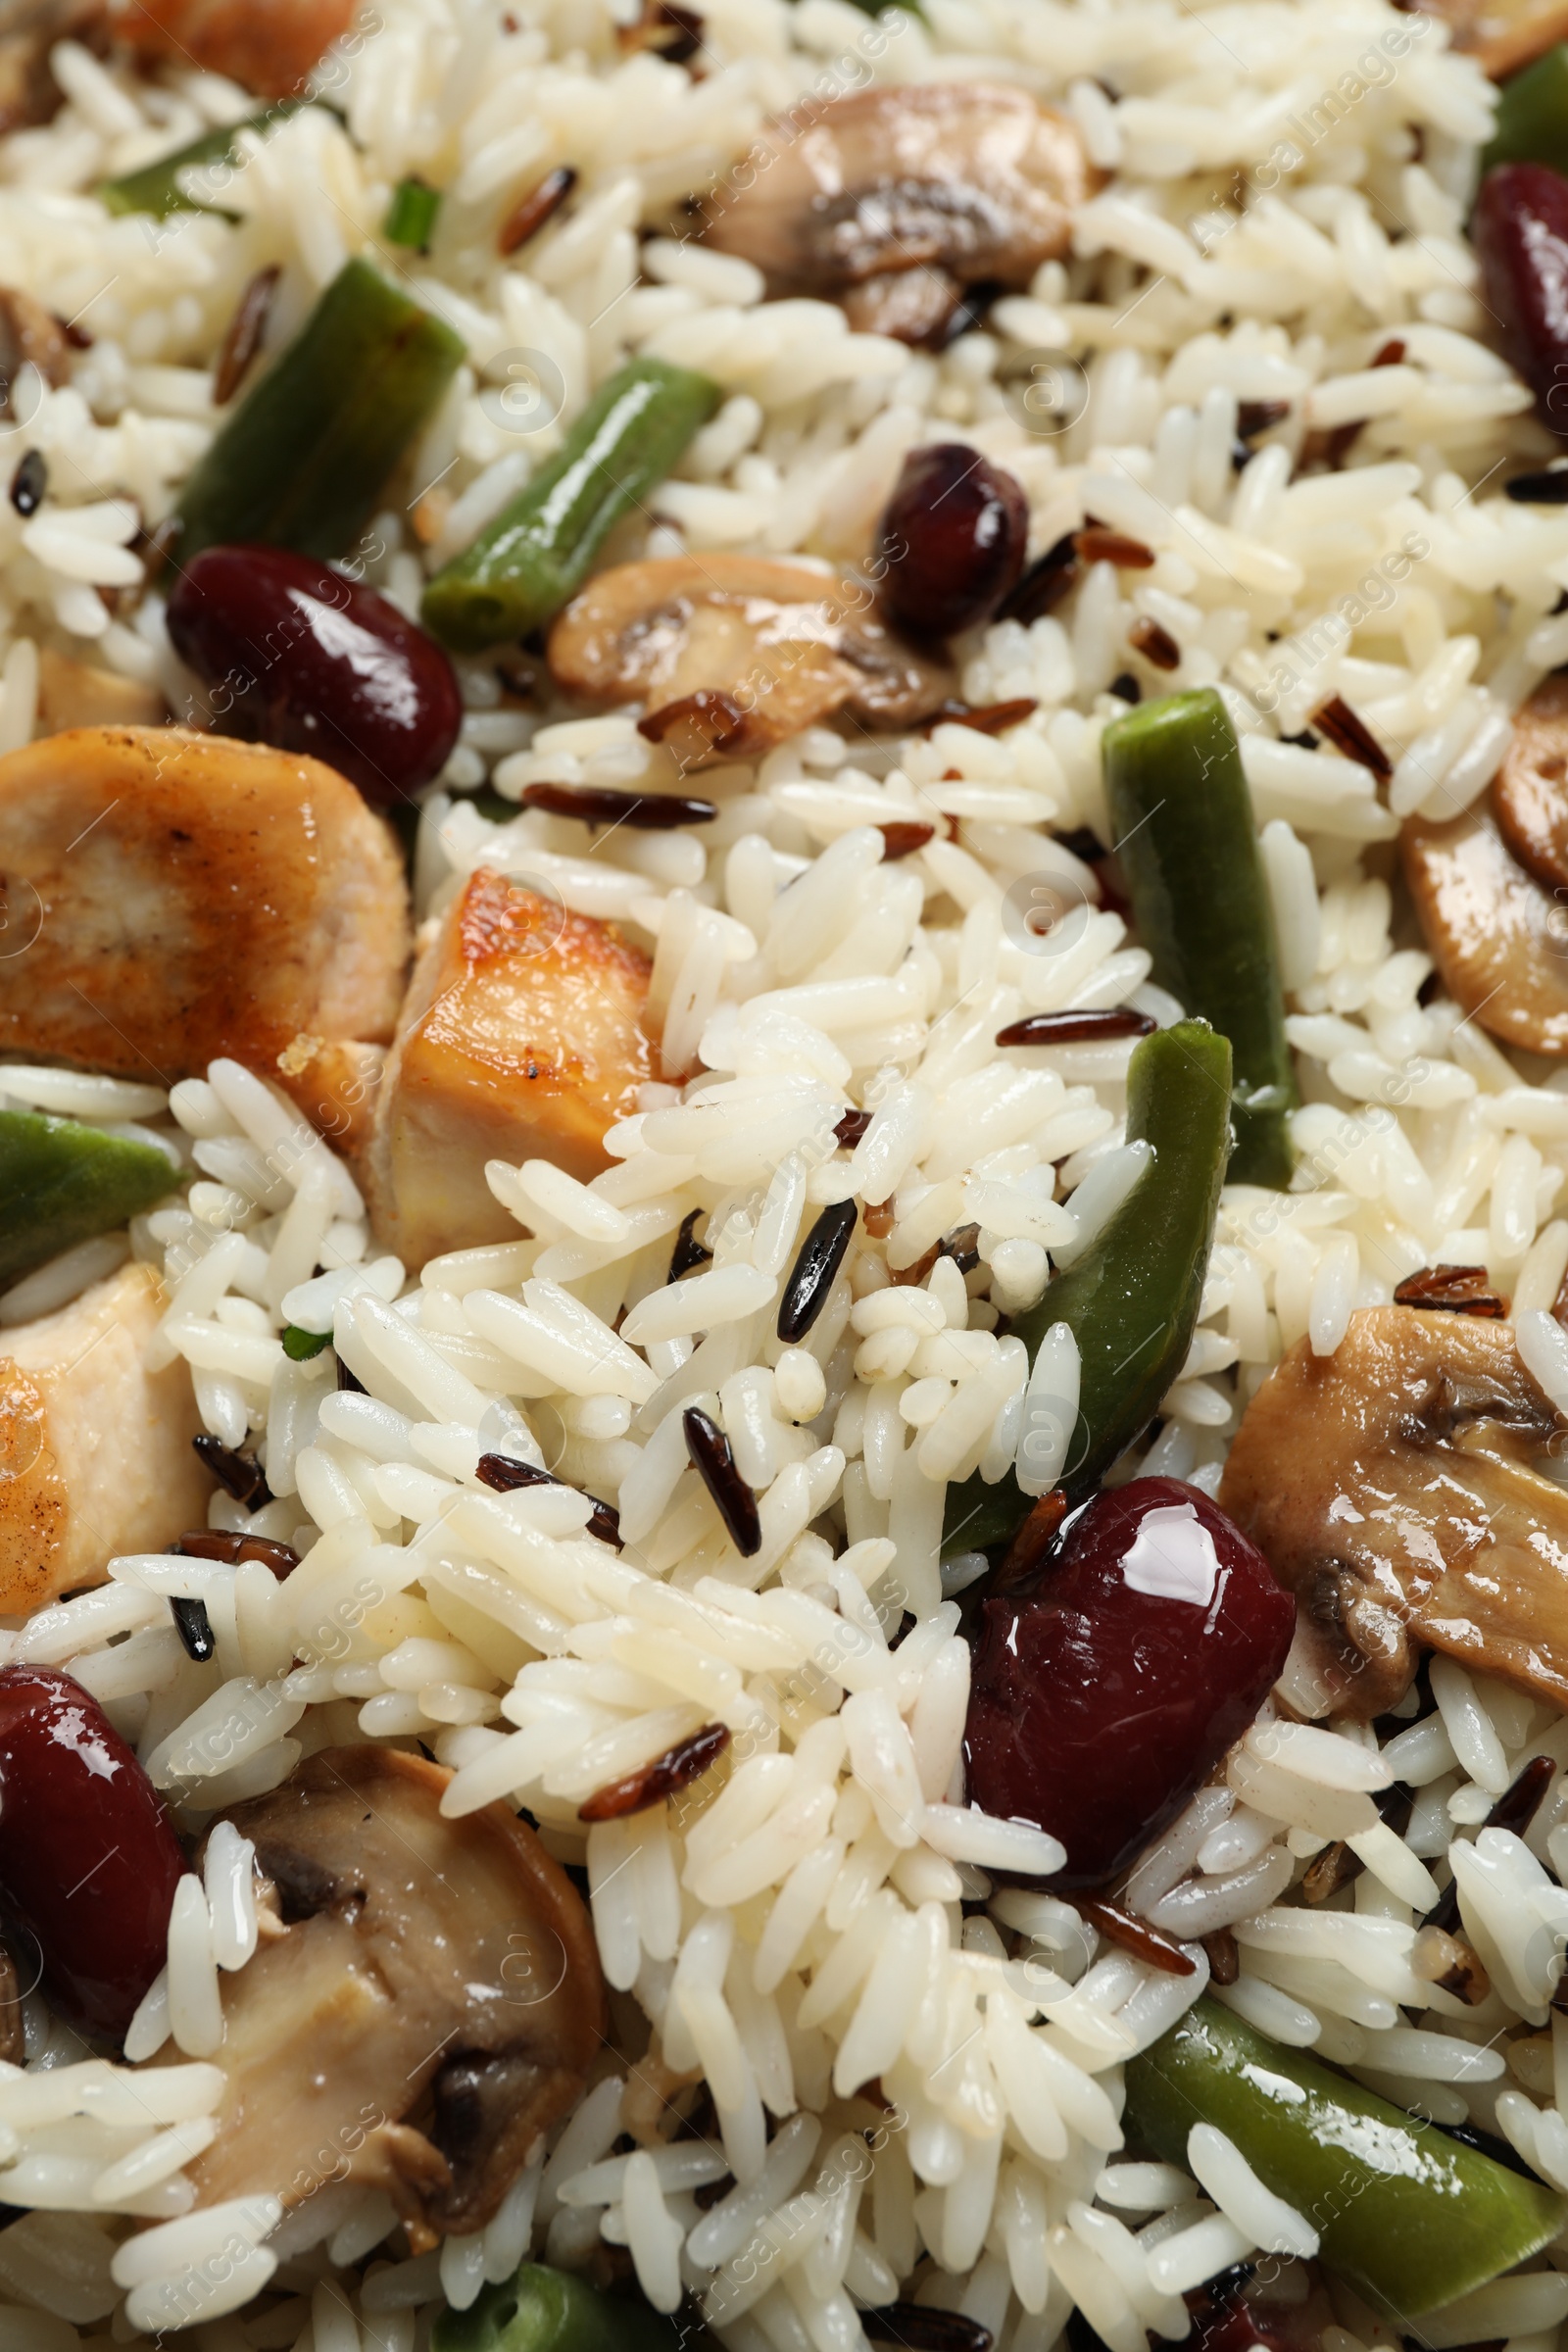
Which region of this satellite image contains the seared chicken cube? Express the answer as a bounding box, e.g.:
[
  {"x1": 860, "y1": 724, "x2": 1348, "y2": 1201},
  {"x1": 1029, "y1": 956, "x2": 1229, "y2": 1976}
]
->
[
  {"x1": 0, "y1": 727, "x2": 410, "y2": 1138},
  {"x1": 0, "y1": 1261, "x2": 211, "y2": 1614},
  {"x1": 367, "y1": 867, "x2": 653, "y2": 1267}
]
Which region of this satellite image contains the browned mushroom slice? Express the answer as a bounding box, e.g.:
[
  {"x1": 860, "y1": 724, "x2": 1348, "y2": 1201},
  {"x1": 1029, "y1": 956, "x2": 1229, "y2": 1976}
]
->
[
  {"x1": 1494, "y1": 671, "x2": 1568, "y2": 890},
  {"x1": 0, "y1": 286, "x2": 70, "y2": 415},
  {"x1": 1218, "y1": 1304, "x2": 1568, "y2": 1720},
  {"x1": 181, "y1": 1745, "x2": 604, "y2": 2244},
  {"x1": 0, "y1": 0, "x2": 107, "y2": 134},
  {"x1": 1402, "y1": 799, "x2": 1568, "y2": 1054},
  {"x1": 704, "y1": 84, "x2": 1098, "y2": 343},
  {"x1": 547, "y1": 555, "x2": 954, "y2": 760},
  {"x1": 842, "y1": 266, "x2": 963, "y2": 345},
  {"x1": 1410, "y1": 0, "x2": 1568, "y2": 77}
]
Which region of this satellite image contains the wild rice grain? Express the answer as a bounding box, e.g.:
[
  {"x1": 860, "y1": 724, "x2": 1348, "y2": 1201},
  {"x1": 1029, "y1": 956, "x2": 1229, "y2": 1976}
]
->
[
  {"x1": 191, "y1": 1434, "x2": 271, "y2": 1506},
  {"x1": 777, "y1": 1200, "x2": 858, "y2": 1344},
  {"x1": 996, "y1": 1010, "x2": 1155, "y2": 1048},
  {"x1": 169, "y1": 1596, "x2": 215, "y2": 1663},
  {"x1": 475, "y1": 1451, "x2": 622, "y2": 1548},
  {"x1": 863, "y1": 2309, "x2": 994, "y2": 2352},
  {"x1": 683, "y1": 1407, "x2": 761, "y2": 1557},
  {"x1": 580, "y1": 1722, "x2": 731, "y2": 1822}
]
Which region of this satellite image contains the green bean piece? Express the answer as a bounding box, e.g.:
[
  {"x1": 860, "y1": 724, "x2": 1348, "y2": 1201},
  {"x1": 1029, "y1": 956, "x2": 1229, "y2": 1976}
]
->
[
  {"x1": 100, "y1": 100, "x2": 308, "y2": 220},
  {"x1": 421, "y1": 356, "x2": 720, "y2": 652},
  {"x1": 1102, "y1": 686, "x2": 1298, "y2": 1188},
  {"x1": 384, "y1": 174, "x2": 442, "y2": 250},
  {"x1": 169, "y1": 257, "x2": 466, "y2": 566},
  {"x1": 0, "y1": 1110, "x2": 175, "y2": 1288},
  {"x1": 1124, "y1": 1997, "x2": 1563, "y2": 2320},
  {"x1": 1483, "y1": 43, "x2": 1568, "y2": 173},
  {"x1": 433, "y1": 2262, "x2": 683, "y2": 2352},
  {"x1": 280, "y1": 1324, "x2": 331, "y2": 1361},
  {"x1": 944, "y1": 1019, "x2": 1231, "y2": 1554}
]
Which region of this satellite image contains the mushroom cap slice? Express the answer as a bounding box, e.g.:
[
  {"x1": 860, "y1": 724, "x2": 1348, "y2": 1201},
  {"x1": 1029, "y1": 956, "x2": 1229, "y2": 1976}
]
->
[
  {"x1": 1410, "y1": 0, "x2": 1568, "y2": 79},
  {"x1": 180, "y1": 1744, "x2": 605, "y2": 2243},
  {"x1": 1218, "y1": 1304, "x2": 1568, "y2": 1719},
  {"x1": 1402, "y1": 798, "x2": 1568, "y2": 1054},
  {"x1": 704, "y1": 84, "x2": 1096, "y2": 300},
  {"x1": 1494, "y1": 669, "x2": 1568, "y2": 891},
  {"x1": 547, "y1": 555, "x2": 953, "y2": 762}
]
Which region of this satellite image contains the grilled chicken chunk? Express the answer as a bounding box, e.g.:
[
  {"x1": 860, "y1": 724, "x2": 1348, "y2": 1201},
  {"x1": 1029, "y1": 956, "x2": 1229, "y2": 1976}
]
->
[
  {"x1": 0, "y1": 1261, "x2": 211, "y2": 1614},
  {"x1": 110, "y1": 0, "x2": 356, "y2": 97},
  {"x1": 0, "y1": 727, "x2": 410, "y2": 1139},
  {"x1": 367, "y1": 867, "x2": 653, "y2": 1268}
]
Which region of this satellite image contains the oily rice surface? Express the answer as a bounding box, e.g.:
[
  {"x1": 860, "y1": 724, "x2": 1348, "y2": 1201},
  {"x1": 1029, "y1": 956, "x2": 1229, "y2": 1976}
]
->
[{"x1": 5, "y1": 0, "x2": 1568, "y2": 2347}]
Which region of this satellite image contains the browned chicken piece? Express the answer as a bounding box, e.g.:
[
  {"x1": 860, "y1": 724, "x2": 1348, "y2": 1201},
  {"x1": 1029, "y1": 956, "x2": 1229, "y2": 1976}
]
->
[
  {"x1": 367, "y1": 867, "x2": 653, "y2": 1268},
  {"x1": 0, "y1": 286, "x2": 70, "y2": 416},
  {"x1": 0, "y1": 727, "x2": 410, "y2": 1139},
  {"x1": 1411, "y1": 0, "x2": 1568, "y2": 77},
  {"x1": 185, "y1": 1745, "x2": 605, "y2": 2244},
  {"x1": 1219, "y1": 1303, "x2": 1568, "y2": 1720},
  {"x1": 109, "y1": 0, "x2": 355, "y2": 97},
  {"x1": 1402, "y1": 798, "x2": 1568, "y2": 1055},
  {"x1": 36, "y1": 648, "x2": 165, "y2": 733},
  {"x1": 549, "y1": 555, "x2": 955, "y2": 767},
  {"x1": 0, "y1": 0, "x2": 107, "y2": 134},
  {"x1": 705, "y1": 84, "x2": 1100, "y2": 346},
  {"x1": 0, "y1": 1260, "x2": 212, "y2": 1614},
  {"x1": 1494, "y1": 670, "x2": 1568, "y2": 891}
]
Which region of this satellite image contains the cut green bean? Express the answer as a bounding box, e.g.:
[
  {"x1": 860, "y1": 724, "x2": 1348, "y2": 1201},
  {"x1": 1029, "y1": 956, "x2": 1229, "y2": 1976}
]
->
[
  {"x1": 1124, "y1": 1997, "x2": 1563, "y2": 2320},
  {"x1": 1102, "y1": 686, "x2": 1298, "y2": 1187},
  {"x1": 1483, "y1": 42, "x2": 1568, "y2": 174},
  {"x1": 0, "y1": 1111, "x2": 175, "y2": 1288},
  {"x1": 433, "y1": 2262, "x2": 682, "y2": 2352},
  {"x1": 944, "y1": 1018, "x2": 1231, "y2": 1554},
  {"x1": 169, "y1": 257, "x2": 465, "y2": 566},
  {"x1": 384, "y1": 174, "x2": 442, "y2": 250},
  {"x1": 100, "y1": 100, "x2": 308, "y2": 220},
  {"x1": 421, "y1": 356, "x2": 720, "y2": 652}
]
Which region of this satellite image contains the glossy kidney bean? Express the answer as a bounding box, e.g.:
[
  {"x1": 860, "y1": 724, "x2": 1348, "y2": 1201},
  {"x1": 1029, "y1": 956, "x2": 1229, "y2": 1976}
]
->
[
  {"x1": 167, "y1": 541, "x2": 463, "y2": 806},
  {"x1": 877, "y1": 444, "x2": 1028, "y2": 639},
  {"x1": 0, "y1": 1665, "x2": 185, "y2": 2038},
  {"x1": 1474, "y1": 164, "x2": 1568, "y2": 436},
  {"x1": 963, "y1": 1477, "x2": 1294, "y2": 1888}
]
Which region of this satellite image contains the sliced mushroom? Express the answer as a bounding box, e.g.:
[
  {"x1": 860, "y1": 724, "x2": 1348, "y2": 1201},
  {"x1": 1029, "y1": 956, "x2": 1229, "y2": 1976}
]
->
[
  {"x1": 1402, "y1": 798, "x2": 1568, "y2": 1054},
  {"x1": 547, "y1": 555, "x2": 954, "y2": 762},
  {"x1": 704, "y1": 83, "x2": 1098, "y2": 344},
  {"x1": 1218, "y1": 1303, "x2": 1568, "y2": 1720},
  {"x1": 182, "y1": 1745, "x2": 604, "y2": 2245},
  {"x1": 1494, "y1": 669, "x2": 1568, "y2": 891},
  {"x1": 1410, "y1": 0, "x2": 1568, "y2": 78},
  {"x1": 0, "y1": 286, "x2": 70, "y2": 415},
  {"x1": 0, "y1": 0, "x2": 107, "y2": 134}
]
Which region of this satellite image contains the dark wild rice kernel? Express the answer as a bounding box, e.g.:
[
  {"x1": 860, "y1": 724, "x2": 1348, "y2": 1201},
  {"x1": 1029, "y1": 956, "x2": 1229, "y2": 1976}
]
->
[
  {"x1": 862, "y1": 1198, "x2": 895, "y2": 1240},
  {"x1": 682, "y1": 1406, "x2": 761, "y2": 1557},
  {"x1": 170, "y1": 1595, "x2": 215, "y2": 1663},
  {"x1": 337, "y1": 1356, "x2": 368, "y2": 1394},
  {"x1": 1394, "y1": 1263, "x2": 1508, "y2": 1317},
  {"x1": 834, "y1": 1108, "x2": 872, "y2": 1148},
  {"x1": 1109, "y1": 671, "x2": 1141, "y2": 703},
  {"x1": 474, "y1": 1451, "x2": 622, "y2": 1548},
  {"x1": 1425, "y1": 1755, "x2": 1555, "y2": 1934},
  {"x1": 521, "y1": 780, "x2": 718, "y2": 828},
  {"x1": 637, "y1": 687, "x2": 747, "y2": 757},
  {"x1": 877, "y1": 820, "x2": 936, "y2": 858},
  {"x1": 173, "y1": 1530, "x2": 300, "y2": 1580},
  {"x1": 192, "y1": 1433, "x2": 271, "y2": 1507},
  {"x1": 1129, "y1": 615, "x2": 1181, "y2": 671},
  {"x1": 995, "y1": 1486, "x2": 1070, "y2": 1590},
  {"x1": 8, "y1": 447, "x2": 44, "y2": 515},
  {"x1": 919, "y1": 698, "x2": 1039, "y2": 738},
  {"x1": 1075, "y1": 526, "x2": 1154, "y2": 568},
  {"x1": 1236, "y1": 399, "x2": 1292, "y2": 439},
  {"x1": 1439, "y1": 2120, "x2": 1537, "y2": 2181},
  {"x1": 1311, "y1": 692, "x2": 1392, "y2": 779},
  {"x1": 1301, "y1": 1839, "x2": 1362, "y2": 1903},
  {"x1": 1076, "y1": 1896, "x2": 1196, "y2": 1976},
  {"x1": 1054, "y1": 824, "x2": 1105, "y2": 861},
  {"x1": 579, "y1": 1721, "x2": 731, "y2": 1822},
  {"x1": 213, "y1": 264, "x2": 279, "y2": 406},
  {"x1": 996, "y1": 1008, "x2": 1156, "y2": 1049},
  {"x1": 777, "y1": 1199, "x2": 858, "y2": 1343},
  {"x1": 879, "y1": 444, "x2": 1029, "y2": 639},
  {"x1": 1506, "y1": 468, "x2": 1568, "y2": 503},
  {"x1": 863, "y1": 2307, "x2": 993, "y2": 2352},
  {"x1": 1201, "y1": 1927, "x2": 1240, "y2": 1986},
  {"x1": 941, "y1": 1222, "x2": 981, "y2": 1274},
  {"x1": 999, "y1": 531, "x2": 1079, "y2": 625},
  {"x1": 668, "y1": 1205, "x2": 713, "y2": 1280},
  {"x1": 499, "y1": 164, "x2": 577, "y2": 255}
]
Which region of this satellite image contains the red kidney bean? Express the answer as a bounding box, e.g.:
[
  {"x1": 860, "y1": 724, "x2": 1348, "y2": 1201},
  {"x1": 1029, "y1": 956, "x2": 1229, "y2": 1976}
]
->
[
  {"x1": 964, "y1": 1477, "x2": 1294, "y2": 1888},
  {"x1": 166, "y1": 542, "x2": 464, "y2": 807},
  {"x1": 877, "y1": 444, "x2": 1028, "y2": 640},
  {"x1": 0, "y1": 1665, "x2": 185, "y2": 2037},
  {"x1": 1475, "y1": 165, "x2": 1568, "y2": 436}
]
